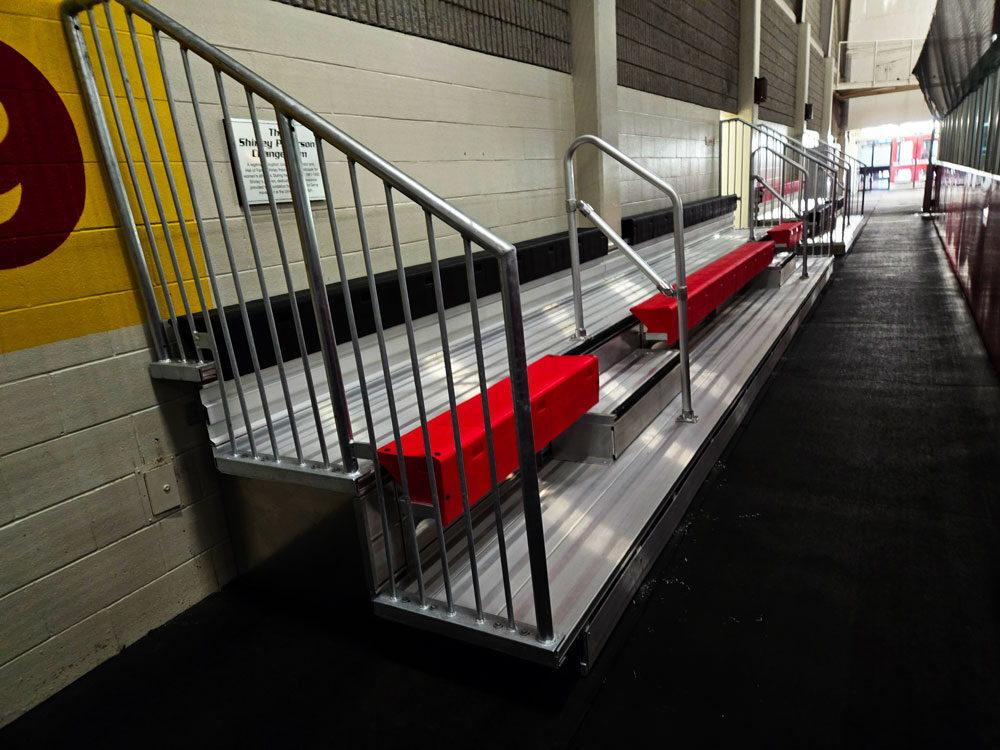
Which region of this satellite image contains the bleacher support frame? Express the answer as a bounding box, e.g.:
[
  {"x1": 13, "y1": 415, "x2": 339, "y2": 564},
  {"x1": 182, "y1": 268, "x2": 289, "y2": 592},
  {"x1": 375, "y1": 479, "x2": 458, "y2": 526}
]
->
[{"x1": 62, "y1": 0, "x2": 858, "y2": 668}]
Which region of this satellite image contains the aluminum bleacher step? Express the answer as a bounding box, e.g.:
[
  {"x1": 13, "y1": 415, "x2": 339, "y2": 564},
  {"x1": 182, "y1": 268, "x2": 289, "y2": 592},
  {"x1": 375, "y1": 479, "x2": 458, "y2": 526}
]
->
[
  {"x1": 552, "y1": 321, "x2": 681, "y2": 463},
  {"x1": 377, "y1": 354, "x2": 599, "y2": 525}
]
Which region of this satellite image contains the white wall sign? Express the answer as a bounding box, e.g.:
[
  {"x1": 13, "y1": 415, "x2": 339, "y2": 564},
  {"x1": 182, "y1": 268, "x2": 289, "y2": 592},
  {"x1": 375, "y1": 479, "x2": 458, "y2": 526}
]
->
[{"x1": 227, "y1": 118, "x2": 324, "y2": 205}]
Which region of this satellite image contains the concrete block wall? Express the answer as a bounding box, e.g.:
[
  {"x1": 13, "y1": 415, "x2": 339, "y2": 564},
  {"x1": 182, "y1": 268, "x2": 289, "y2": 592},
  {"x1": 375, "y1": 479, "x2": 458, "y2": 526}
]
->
[
  {"x1": 616, "y1": 0, "x2": 740, "y2": 114},
  {"x1": 759, "y1": 0, "x2": 797, "y2": 127},
  {"x1": 618, "y1": 87, "x2": 721, "y2": 216},
  {"x1": 806, "y1": 0, "x2": 823, "y2": 47},
  {"x1": 0, "y1": 2, "x2": 235, "y2": 728},
  {"x1": 271, "y1": 0, "x2": 572, "y2": 73},
  {"x1": 147, "y1": 0, "x2": 575, "y2": 308},
  {"x1": 0, "y1": 326, "x2": 235, "y2": 728},
  {"x1": 810, "y1": 46, "x2": 826, "y2": 131}
]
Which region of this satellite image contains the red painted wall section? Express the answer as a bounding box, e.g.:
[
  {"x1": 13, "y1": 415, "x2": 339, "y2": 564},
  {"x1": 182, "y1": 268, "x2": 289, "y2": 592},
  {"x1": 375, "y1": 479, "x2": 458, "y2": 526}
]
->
[{"x1": 933, "y1": 164, "x2": 1000, "y2": 374}]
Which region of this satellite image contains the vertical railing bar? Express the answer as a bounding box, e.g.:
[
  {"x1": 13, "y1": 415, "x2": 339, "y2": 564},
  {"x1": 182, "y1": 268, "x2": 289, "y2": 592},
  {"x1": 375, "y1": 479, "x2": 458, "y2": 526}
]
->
[
  {"x1": 215, "y1": 69, "x2": 280, "y2": 459},
  {"x1": 717, "y1": 120, "x2": 722, "y2": 196},
  {"x1": 244, "y1": 92, "x2": 304, "y2": 464},
  {"x1": 316, "y1": 142, "x2": 398, "y2": 599},
  {"x1": 382, "y1": 184, "x2": 454, "y2": 611},
  {"x1": 463, "y1": 237, "x2": 515, "y2": 628},
  {"x1": 424, "y1": 214, "x2": 484, "y2": 621},
  {"x1": 498, "y1": 249, "x2": 554, "y2": 642},
  {"x1": 127, "y1": 12, "x2": 211, "y2": 361},
  {"x1": 85, "y1": 7, "x2": 178, "y2": 361},
  {"x1": 181, "y1": 50, "x2": 256, "y2": 457},
  {"x1": 744, "y1": 126, "x2": 750, "y2": 227},
  {"x1": 348, "y1": 159, "x2": 430, "y2": 605},
  {"x1": 105, "y1": 6, "x2": 198, "y2": 362},
  {"x1": 264, "y1": 138, "x2": 332, "y2": 469},
  {"x1": 149, "y1": 30, "x2": 235, "y2": 452},
  {"x1": 244, "y1": 120, "x2": 328, "y2": 468},
  {"x1": 276, "y1": 115, "x2": 356, "y2": 474}
]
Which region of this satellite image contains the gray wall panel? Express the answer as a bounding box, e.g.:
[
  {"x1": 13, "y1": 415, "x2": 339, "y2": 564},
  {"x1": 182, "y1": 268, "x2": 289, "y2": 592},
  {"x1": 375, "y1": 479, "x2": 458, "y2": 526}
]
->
[
  {"x1": 759, "y1": 0, "x2": 797, "y2": 126},
  {"x1": 271, "y1": 0, "x2": 571, "y2": 72},
  {"x1": 616, "y1": 0, "x2": 740, "y2": 113},
  {"x1": 809, "y1": 46, "x2": 825, "y2": 129}
]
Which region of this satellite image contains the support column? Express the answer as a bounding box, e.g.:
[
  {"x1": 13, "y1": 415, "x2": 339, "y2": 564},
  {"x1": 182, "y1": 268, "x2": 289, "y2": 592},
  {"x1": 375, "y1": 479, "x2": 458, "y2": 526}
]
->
[
  {"x1": 820, "y1": 54, "x2": 835, "y2": 143},
  {"x1": 793, "y1": 21, "x2": 811, "y2": 140},
  {"x1": 570, "y1": 0, "x2": 620, "y2": 229},
  {"x1": 737, "y1": 0, "x2": 761, "y2": 121}
]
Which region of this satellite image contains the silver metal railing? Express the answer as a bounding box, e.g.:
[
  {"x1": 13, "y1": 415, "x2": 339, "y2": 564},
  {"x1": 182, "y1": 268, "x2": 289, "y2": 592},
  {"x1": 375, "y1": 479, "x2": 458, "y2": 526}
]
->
[
  {"x1": 753, "y1": 123, "x2": 870, "y2": 239},
  {"x1": 61, "y1": 0, "x2": 554, "y2": 642},
  {"x1": 750, "y1": 148, "x2": 809, "y2": 279},
  {"x1": 563, "y1": 134, "x2": 697, "y2": 423},
  {"x1": 721, "y1": 118, "x2": 847, "y2": 255}
]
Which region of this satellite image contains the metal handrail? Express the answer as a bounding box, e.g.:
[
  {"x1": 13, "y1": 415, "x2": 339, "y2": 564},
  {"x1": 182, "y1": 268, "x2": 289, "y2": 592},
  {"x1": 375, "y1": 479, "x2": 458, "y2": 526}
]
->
[
  {"x1": 573, "y1": 200, "x2": 672, "y2": 295},
  {"x1": 62, "y1": 0, "x2": 555, "y2": 643},
  {"x1": 736, "y1": 119, "x2": 849, "y2": 246},
  {"x1": 752, "y1": 175, "x2": 803, "y2": 218},
  {"x1": 752, "y1": 145, "x2": 808, "y2": 223},
  {"x1": 563, "y1": 134, "x2": 697, "y2": 423},
  {"x1": 721, "y1": 117, "x2": 840, "y2": 253},
  {"x1": 753, "y1": 123, "x2": 857, "y2": 219},
  {"x1": 754, "y1": 121, "x2": 842, "y2": 174},
  {"x1": 61, "y1": 0, "x2": 514, "y2": 259},
  {"x1": 817, "y1": 143, "x2": 864, "y2": 170},
  {"x1": 749, "y1": 158, "x2": 809, "y2": 279}
]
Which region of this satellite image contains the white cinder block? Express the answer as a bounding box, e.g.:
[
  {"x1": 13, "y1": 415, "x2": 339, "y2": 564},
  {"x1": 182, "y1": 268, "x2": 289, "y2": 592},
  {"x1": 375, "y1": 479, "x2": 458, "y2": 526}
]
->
[
  {"x1": 107, "y1": 325, "x2": 151, "y2": 356},
  {"x1": 0, "y1": 526, "x2": 165, "y2": 666},
  {"x1": 77, "y1": 475, "x2": 149, "y2": 548},
  {"x1": 130, "y1": 400, "x2": 206, "y2": 467},
  {"x1": 0, "y1": 331, "x2": 116, "y2": 386},
  {"x1": 156, "y1": 495, "x2": 228, "y2": 570},
  {"x1": 109, "y1": 549, "x2": 219, "y2": 649},
  {"x1": 0, "y1": 417, "x2": 142, "y2": 520},
  {"x1": 0, "y1": 375, "x2": 62, "y2": 456},
  {"x1": 0, "y1": 609, "x2": 118, "y2": 729},
  {"x1": 0, "y1": 498, "x2": 96, "y2": 599},
  {"x1": 50, "y1": 351, "x2": 167, "y2": 434}
]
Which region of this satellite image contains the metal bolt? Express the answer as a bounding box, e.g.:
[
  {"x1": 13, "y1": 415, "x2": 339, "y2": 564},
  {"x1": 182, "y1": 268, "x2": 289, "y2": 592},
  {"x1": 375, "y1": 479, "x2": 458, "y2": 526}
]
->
[{"x1": 162, "y1": 484, "x2": 171, "y2": 493}]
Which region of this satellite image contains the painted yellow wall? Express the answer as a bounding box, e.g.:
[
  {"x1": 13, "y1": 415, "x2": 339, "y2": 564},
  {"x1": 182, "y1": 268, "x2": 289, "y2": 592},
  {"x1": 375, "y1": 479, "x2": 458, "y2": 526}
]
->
[{"x1": 0, "y1": 1, "x2": 202, "y2": 355}]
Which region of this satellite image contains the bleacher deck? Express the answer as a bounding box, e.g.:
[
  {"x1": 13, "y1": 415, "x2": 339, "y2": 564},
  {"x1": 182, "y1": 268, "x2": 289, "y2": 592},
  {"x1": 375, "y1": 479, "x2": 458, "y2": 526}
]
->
[{"x1": 201, "y1": 216, "x2": 835, "y2": 660}]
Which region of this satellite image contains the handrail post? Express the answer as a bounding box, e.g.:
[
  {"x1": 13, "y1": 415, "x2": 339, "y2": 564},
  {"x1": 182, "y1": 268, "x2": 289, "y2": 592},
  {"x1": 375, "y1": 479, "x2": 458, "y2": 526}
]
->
[
  {"x1": 671, "y1": 196, "x2": 697, "y2": 423},
  {"x1": 277, "y1": 114, "x2": 358, "y2": 474},
  {"x1": 498, "y1": 251, "x2": 554, "y2": 643},
  {"x1": 564, "y1": 135, "x2": 697, "y2": 423},
  {"x1": 62, "y1": 8, "x2": 170, "y2": 363},
  {"x1": 563, "y1": 152, "x2": 587, "y2": 338}
]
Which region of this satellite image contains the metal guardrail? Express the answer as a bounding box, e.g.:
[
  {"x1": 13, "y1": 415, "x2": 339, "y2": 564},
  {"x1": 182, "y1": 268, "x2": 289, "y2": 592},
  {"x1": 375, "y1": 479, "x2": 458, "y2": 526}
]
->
[
  {"x1": 563, "y1": 134, "x2": 697, "y2": 423},
  {"x1": 750, "y1": 148, "x2": 809, "y2": 279},
  {"x1": 720, "y1": 118, "x2": 842, "y2": 255},
  {"x1": 61, "y1": 0, "x2": 555, "y2": 642}
]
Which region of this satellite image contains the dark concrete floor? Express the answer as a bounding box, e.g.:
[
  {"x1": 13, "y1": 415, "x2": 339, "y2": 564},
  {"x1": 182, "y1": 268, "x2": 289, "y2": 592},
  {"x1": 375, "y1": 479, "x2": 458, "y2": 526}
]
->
[{"x1": 5, "y1": 189, "x2": 1000, "y2": 748}]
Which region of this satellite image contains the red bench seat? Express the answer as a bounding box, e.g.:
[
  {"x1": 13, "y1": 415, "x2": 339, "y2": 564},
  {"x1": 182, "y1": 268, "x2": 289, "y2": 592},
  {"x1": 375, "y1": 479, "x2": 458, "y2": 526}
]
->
[
  {"x1": 766, "y1": 221, "x2": 803, "y2": 248},
  {"x1": 377, "y1": 354, "x2": 599, "y2": 525},
  {"x1": 630, "y1": 240, "x2": 775, "y2": 341}
]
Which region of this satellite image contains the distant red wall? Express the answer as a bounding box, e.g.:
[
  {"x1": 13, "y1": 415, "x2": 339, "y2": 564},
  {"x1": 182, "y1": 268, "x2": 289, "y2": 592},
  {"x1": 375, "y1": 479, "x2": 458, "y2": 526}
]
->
[{"x1": 934, "y1": 163, "x2": 1000, "y2": 374}]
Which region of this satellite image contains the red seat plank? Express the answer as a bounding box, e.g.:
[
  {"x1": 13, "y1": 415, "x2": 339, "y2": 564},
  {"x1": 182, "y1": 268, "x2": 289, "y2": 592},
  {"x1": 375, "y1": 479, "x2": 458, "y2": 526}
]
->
[
  {"x1": 766, "y1": 221, "x2": 803, "y2": 248},
  {"x1": 377, "y1": 354, "x2": 599, "y2": 525},
  {"x1": 630, "y1": 240, "x2": 775, "y2": 340}
]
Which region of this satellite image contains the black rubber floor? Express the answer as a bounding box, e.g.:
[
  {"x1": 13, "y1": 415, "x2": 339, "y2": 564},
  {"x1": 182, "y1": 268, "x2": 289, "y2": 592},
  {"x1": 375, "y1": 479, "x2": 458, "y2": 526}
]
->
[{"x1": 4, "y1": 189, "x2": 1000, "y2": 748}]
